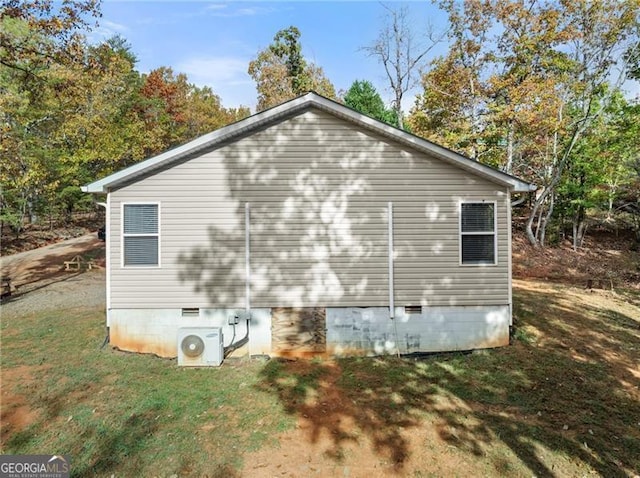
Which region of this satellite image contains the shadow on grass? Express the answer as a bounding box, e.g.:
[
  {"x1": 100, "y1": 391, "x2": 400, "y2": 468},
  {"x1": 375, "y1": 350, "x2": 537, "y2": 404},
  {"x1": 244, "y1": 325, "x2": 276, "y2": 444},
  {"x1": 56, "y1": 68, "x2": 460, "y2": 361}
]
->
[
  {"x1": 2, "y1": 402, "x2": 161, "y2": 478},
  {"x1": 0, "y1": 272, "x2": 84, "y2": 305},
  {"x1": 257, "y1": 285, "x2": 640, "y2": 476},
  {"x1": 74, "y1": 408, "x2": 160, "y2": 477}
]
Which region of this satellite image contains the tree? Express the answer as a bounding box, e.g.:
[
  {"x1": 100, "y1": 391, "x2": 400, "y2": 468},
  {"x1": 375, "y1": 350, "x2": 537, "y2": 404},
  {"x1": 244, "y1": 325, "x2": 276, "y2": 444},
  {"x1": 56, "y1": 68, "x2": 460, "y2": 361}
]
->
[
  {"x1": 363, "y1": 4, "x2": 444, "y2": 129},
  {"x1": 521, "y1": 1, "x2": 639, "y2": 247},
  {"x1": 137, "y1": 67, "x2": 250, "y2": 155},
  {"x1": 248, "y1": 26, "x2": 336, "y2": 111},
  {"x1": 409, "y1": 54, "x2": 493, "y2": 162},
  {"x1": 0, "y1": 17, "x2": 67, "y2": 231},
  {"x1": 410, "y1": 0, "x2": 640, "y2": 247},
  {"x1": 411, "y1": 0, "x2": 569, "y2": 170},
  {"x1": 1, "y1": 23, "x2": 249, "y2": 236},
  {"x1": 554, "y1": 93, "x2": 639, "y2": 249},
  {"x1": 0, "y1": 0, "x2": 100, "y2": 75},
  {"x1": 343, "y1": 80, "x2": 397, "y2": 126},
  {"x1": 182, "y1": 86, "x2": 250, "y2": 140},
  {"x1": 270, "y1": 26, "x2": 306, "y2": 93},
  {"x1": 137, "y1": 67, "x2": 192, "y2": 152},
  {"x1": 54, "y1": 37, "x2": 148, "y2": 183},
  {"x1": 0, "y1": 2, "x2": 101, "y2": 233},
  {"x1": 617, "y1": 160, "x2": 640, "y2": 248},
  {"x1": 601, "y1": 98, "x2": 640, "y2": 245}
]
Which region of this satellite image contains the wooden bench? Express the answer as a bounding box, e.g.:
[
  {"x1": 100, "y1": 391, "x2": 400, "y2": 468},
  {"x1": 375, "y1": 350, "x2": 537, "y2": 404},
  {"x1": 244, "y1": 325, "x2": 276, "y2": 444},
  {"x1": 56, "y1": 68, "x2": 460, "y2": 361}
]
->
[
  {"x1": 586, "y1": 278, "x2": 613, "y2": 290},
  {"x1": 1, "y1": 277, "x2": 11, "y2": 298},
  {"x1": 64, "y1": 255, "x2": 96, "y2": 271},
  {"x1": 64, "y1": 255, "x2": 83, "y2": 271}
]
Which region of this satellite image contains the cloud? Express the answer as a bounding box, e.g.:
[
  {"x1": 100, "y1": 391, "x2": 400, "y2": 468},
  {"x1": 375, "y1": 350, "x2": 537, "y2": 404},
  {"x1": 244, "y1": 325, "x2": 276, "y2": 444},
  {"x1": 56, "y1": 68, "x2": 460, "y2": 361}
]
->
[
  {"x1": 204, "y1": 3, "x2": 275, "y2": 17},
  {"x1": 175, "y1": 56, "x2": 255, "y2": 108},
  {"x1": 177, "y1": 56, "x2": 249, "y2": 85},
  {"x1": 93, "y1": 19, "x2": 129, "y2": 39},
  {"x1": 205, "y1": 3, "x2": 228, "y2": 11}
]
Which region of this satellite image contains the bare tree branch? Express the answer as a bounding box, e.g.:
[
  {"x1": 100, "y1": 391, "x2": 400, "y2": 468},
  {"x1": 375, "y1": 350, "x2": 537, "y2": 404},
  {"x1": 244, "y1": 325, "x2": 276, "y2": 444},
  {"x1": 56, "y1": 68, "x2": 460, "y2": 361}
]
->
[{"x1": 362, "y1": 4, "x2": 446, "y2": 129}]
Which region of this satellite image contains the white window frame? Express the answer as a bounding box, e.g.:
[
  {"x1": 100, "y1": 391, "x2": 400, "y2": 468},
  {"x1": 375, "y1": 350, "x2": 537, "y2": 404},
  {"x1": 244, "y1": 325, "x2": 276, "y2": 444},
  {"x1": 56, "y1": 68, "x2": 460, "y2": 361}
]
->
[
  {"x1": 121, "y1": 202, "x2": 161, "y2": 268},
  {"x1": 459, "y1": 200, "x2": 497, "y2": 266}
]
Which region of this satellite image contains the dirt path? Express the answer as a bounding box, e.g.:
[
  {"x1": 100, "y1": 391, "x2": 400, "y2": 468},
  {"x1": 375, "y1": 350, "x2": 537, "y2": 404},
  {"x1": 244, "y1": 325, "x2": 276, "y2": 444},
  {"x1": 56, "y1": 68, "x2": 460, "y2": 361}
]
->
[
  {"x1": 1, "y1": 233, "x2": 104, "y2": 295},
  {"x1": 1, "y1": 234, "x2": 106, "y2": 314}
]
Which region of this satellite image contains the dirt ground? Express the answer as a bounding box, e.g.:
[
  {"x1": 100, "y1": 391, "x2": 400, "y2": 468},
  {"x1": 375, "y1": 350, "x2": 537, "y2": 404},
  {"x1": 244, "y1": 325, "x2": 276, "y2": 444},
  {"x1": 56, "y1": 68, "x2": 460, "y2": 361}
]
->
[
  {"x1": 512, "y1": 227, "x2": 640, "y2": 289},
  {"x1": 241, "y1": 372, "x2": 494, "y2": 478},
  {"x1": 1, "y1": 233, "x2": 106, "y2": 310}
]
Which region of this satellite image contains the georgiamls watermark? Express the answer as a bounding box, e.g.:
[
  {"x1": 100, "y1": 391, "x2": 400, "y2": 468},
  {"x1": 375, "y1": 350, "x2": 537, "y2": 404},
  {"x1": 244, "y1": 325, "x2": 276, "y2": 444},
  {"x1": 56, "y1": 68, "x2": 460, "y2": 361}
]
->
[{"x1": 0, "y1": 455, "x2": 69, "y2": 478}]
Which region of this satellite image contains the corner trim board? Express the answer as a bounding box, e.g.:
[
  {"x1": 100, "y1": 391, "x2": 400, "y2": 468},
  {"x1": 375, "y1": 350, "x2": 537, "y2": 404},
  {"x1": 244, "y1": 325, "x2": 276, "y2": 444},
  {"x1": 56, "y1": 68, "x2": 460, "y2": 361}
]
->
[
  {"x1": 245, "y1": 202, "x2": 251, "y2": 313},
  {"x1": 388, "y1": 202, "x2": 394, "y2": 319}
]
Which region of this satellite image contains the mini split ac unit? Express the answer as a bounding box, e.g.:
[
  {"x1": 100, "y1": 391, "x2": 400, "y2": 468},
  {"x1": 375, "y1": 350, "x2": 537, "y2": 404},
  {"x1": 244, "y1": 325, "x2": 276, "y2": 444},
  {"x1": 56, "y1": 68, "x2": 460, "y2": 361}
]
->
[{"x1": 177, "y1": 327, "x2": 224, "y2": 367}]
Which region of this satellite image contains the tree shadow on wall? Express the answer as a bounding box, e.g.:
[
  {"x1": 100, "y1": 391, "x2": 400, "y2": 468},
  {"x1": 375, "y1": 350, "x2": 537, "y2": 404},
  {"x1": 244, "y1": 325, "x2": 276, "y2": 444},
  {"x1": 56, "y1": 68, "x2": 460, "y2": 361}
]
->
[
  {"x1": 177, "y1": 227, "x2": 246, "y2": 306},
  {"x1": 176, "y1": 114, "x2": 397, "y2": 310}
]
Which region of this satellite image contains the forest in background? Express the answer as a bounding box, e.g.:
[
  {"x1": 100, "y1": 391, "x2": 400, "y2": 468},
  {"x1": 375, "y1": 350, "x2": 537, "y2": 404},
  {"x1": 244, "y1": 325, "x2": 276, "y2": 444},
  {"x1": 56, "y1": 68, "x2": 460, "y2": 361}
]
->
[{"x1": 1, "y1": 0, "x2": 639, "y2": 251}]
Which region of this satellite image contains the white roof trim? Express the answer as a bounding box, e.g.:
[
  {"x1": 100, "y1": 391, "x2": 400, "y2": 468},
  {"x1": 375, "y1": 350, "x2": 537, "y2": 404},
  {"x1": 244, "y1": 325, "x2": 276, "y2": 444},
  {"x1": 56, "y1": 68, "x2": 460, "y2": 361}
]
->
[{"x1": 82, "y1": 92, "x2": 536, "y2": 194}]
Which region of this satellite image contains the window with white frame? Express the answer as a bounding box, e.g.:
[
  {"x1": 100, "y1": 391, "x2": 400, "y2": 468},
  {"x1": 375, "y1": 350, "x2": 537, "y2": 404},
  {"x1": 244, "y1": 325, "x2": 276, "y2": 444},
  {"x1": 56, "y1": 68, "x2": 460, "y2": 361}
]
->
[
  {"x1": 123, "y1": 203, "x2": 159, "y2": 266},
  {"x1": 460, "y1": 202, "x2": 496, "y2": 265}
]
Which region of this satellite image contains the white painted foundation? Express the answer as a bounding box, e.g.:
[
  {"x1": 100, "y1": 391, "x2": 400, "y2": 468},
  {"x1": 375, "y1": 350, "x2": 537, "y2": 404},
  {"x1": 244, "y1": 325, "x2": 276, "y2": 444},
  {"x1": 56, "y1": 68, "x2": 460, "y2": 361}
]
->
[
  {"x1": 109, "y1": 304, "x2": 509, "y2": 358},
  {"x1": 326, "y1": 305, "x2": 510, "y2": 356},
  {"x1": 108, "y1": 308, "x2": 271, "y2": 358}
]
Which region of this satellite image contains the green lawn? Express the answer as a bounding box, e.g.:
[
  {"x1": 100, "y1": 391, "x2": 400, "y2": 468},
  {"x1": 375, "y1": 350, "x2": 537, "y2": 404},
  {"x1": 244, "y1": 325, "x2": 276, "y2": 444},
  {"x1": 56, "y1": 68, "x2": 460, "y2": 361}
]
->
[
  {"x1": 1, "y1": 280, "x2": 639, "y2": 477},
  {"x1": 0, "y1": 303, "x2": 291, "y2": 477}
]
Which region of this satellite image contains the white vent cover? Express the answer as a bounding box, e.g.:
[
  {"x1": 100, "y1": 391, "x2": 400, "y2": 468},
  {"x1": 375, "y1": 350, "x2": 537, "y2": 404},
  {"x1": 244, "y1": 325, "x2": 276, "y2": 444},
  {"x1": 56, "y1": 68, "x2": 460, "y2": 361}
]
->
[{"x1": 177, "y1": 327, "x2": 223, "y2": 367}]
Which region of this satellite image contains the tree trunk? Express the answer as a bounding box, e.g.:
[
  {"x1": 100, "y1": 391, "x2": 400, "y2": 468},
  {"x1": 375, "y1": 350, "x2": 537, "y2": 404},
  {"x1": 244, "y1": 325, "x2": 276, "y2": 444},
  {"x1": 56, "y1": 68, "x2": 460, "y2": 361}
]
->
[
  {"x1": 608, "y1": 196, "x2": 614, "y2": 220},
  {"x1": 572, "y1": 205, "x2": 586, "y2": 251},
  {"x1": 49, "y1": 202, "x2": 55, "y2": 230},
  {"x1": 505, "y1": 122, "x2": 514, "y2": 174},
  {"x1": 577, "y1": 222, "x2": 587, "y2": 248},
  {"x1": 539, "y1": 192, "x2": 554, "y2": 247},
  {"x1": 395, "y1": 89, "x2": 403, "y2": 129},
  {"x1": 13, "y1": 193, "x2": 28, "y2": 240},
  {"x1": 534, "y1": 204, "x2": 543, "y2": 242},
  {"x1": 573, "y1": 219, "x2": 588, "y2": 250},
  {"x1": 27, "y1": 197, "x2": 36, "y2": 224},
  {"x1": 525, "y1": 190, "x2": 545, "y2": 247}
]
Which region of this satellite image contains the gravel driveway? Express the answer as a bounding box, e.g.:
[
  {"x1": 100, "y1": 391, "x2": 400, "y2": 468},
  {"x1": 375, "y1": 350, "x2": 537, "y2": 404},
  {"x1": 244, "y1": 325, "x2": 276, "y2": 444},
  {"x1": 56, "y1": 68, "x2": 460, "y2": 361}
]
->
[{"x1": 1, "y1": 234, "x2": 106, "y2": 317}]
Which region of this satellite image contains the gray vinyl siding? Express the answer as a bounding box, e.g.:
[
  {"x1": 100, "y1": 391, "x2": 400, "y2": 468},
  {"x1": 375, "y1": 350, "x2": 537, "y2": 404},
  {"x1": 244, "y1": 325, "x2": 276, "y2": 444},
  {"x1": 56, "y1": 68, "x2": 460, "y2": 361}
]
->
[{"x1": 109, "y1": 109, "x2": 510, "y2": 309}]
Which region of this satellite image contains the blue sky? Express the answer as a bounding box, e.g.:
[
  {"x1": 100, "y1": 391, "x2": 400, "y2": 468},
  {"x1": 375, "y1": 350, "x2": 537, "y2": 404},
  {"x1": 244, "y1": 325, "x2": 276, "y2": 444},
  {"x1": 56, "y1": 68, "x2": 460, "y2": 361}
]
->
[{"x1": 96, "y1": 1, "x2": 450, "y2": 111}]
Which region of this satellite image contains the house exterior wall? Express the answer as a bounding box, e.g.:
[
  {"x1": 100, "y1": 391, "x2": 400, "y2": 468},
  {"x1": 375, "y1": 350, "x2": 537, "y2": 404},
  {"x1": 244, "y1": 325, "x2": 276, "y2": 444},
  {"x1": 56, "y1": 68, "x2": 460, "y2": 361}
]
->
[{"x1": 107, "y1": 108, "x2": 512, "y2": 357}]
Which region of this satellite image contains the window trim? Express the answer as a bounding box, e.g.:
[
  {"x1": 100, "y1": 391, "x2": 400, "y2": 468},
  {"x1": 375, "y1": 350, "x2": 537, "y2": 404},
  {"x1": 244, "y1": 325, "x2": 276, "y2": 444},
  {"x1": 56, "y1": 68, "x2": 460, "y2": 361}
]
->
[
  {"x1": 459, "y1": 200, "x2": 497, "y2": 266},
  {"x1": 121, "y1": 202, "x2": 161, "y2": 268}
]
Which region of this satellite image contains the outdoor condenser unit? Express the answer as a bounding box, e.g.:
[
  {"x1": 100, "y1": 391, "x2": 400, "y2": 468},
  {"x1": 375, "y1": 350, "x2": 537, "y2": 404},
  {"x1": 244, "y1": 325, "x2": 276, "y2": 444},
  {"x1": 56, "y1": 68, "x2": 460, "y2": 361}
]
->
[{"x1": 177, "y1": 327, "x2": 224, "y2": 367}]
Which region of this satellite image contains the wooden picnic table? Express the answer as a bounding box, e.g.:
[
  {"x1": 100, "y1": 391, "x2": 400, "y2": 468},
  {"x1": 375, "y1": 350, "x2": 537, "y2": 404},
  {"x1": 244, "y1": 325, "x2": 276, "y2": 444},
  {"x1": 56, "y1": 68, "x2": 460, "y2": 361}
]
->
[{"x1": 64, "y1": 255, "x2": 95, "y2": 271}]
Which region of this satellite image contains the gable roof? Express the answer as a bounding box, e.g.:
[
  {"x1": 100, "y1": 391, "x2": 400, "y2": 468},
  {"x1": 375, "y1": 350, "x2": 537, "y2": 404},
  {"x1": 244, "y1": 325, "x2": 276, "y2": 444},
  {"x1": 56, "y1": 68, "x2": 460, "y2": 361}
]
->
[{"x1": 82, "y1": 92, "x2": 536, "y2": 194}]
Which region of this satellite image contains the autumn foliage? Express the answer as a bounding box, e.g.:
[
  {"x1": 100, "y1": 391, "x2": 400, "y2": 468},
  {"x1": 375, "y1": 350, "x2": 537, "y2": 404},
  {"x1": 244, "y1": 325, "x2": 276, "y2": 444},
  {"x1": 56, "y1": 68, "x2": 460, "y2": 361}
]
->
[{"x1": 1, "y1": 2, "x2": 639, "y2": 250}]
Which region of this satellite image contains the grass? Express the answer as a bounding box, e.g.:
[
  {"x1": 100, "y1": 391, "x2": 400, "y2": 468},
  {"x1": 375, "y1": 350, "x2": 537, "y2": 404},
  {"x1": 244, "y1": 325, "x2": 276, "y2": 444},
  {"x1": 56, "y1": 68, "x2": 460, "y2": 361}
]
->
[
  {"x1": 2, "y1": 280, "x2": 639, "y2": 477},
  {"x1": 0, "y1": 305, "x2": 292, "y2": 477}
]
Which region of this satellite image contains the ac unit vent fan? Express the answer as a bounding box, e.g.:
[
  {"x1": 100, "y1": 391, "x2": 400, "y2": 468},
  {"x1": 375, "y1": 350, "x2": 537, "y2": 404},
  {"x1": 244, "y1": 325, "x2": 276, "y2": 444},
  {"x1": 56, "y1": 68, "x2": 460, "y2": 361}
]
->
[
  {"x1": 181, "y1": 334, "x2": 205, "y2": 358},
  {"x1": 177, "y1": 327, "x2": 223, "y2": 367}
]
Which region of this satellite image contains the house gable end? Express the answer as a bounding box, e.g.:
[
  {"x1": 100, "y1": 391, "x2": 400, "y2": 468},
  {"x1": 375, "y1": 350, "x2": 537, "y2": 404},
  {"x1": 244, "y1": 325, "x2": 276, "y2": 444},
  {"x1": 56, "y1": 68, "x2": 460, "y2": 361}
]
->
[{"x1": 83, "y1": 92, "x2": 535, "y2": 194}]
